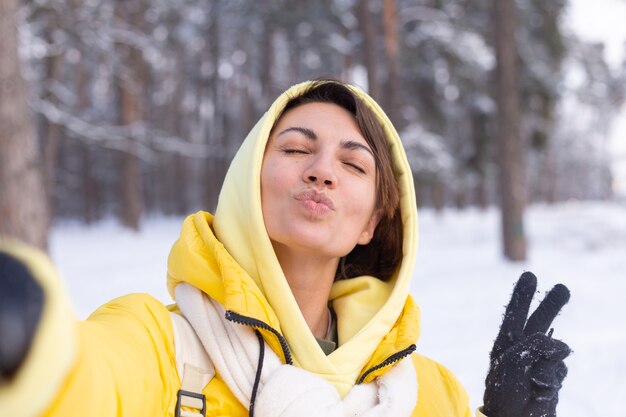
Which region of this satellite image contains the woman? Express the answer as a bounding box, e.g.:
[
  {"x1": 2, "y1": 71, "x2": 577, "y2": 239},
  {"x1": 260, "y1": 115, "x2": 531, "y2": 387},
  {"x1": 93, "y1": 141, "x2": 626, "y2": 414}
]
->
[{"x1": 0, "y1": 80, "x2": 570, "y2": 417}]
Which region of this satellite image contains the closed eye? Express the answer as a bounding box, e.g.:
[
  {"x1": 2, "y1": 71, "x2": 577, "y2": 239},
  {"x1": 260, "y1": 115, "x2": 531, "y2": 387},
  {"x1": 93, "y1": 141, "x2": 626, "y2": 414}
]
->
[
  {"x1": 344, "y1": 161, "x2": 366, "y2": 174},
  {"x1": 283, "y1": 149, "x2": 309, "y2": 155}
]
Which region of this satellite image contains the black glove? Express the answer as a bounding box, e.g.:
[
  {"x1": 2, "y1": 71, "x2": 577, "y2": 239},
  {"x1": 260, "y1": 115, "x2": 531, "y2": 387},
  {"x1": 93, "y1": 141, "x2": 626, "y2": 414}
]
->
[
  {"x1": 0, "y1": 252, "x2": 44, "y2": 378},
  {"x1": 483, "y1": 272, "x2": 571, "y2": 417}
]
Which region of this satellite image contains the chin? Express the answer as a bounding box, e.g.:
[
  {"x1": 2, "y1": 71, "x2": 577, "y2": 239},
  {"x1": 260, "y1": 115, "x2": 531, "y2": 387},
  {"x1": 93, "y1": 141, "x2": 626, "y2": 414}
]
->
[{"x1": 274, "y1": 235, "x2": 351, "y2": 259}]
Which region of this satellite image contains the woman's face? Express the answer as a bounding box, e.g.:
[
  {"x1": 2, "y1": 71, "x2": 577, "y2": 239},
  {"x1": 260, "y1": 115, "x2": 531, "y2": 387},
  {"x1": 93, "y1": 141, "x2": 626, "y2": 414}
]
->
[{"x1": 261, "y1": 102, "x2": 380, "y2": 261}]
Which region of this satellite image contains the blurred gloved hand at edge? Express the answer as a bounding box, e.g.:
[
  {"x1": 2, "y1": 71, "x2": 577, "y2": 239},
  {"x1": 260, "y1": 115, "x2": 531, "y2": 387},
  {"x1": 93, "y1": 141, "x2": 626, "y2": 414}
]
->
[{"x1": 0, "y1": 250, "x2": 44, "y2": 379}]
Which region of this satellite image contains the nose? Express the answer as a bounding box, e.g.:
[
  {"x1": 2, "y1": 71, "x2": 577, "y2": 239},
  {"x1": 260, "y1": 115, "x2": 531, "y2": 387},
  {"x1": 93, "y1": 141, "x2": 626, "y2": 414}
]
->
[
  {"x1": 307, "y1": 175, "x2": 332, "y2": 185},
  {"x1": 303, "y1": 154, "x2": 336, "y2": 187}
]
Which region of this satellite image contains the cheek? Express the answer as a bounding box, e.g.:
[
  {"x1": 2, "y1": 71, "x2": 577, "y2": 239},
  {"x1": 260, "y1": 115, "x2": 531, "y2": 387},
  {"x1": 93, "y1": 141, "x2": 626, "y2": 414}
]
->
[
  {"x1": 260, "y1": 158, "x2": 291, "y2": 222},
  {"x1": 260, "y1": 168, "x2": 277, "y2": 238},
  {"x1": 347, "y1": 180, "x2": 377, "y2": 214},
  {"x1": 261, "y1": 160, "x2": 284, "y2": 199},
  {"x1": 260, "y1": 162, "x2": 273, "y2": 215},
  {"x1": 261, "y1": 154, "x2": 278, "y2": 189}
]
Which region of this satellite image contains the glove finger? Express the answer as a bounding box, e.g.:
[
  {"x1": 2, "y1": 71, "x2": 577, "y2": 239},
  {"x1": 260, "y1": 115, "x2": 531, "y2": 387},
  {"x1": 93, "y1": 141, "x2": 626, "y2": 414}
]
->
[
  {"x1": 526, "y1": 333, "x2": 571, "y2": 362},
  {"x1": 492, "y1": 272, "x2": 537, "y2": 359},
  {"x1": 555, "y1": 360, "x2": 568, "y2": 383},
  {"x1": 529, "y1": 361, "x2": 568, "y2": 407},
  {"x1": 525, "y1": 283, "x2": 570, "y2": 336},
  {"x1": 526, "y1": 359, "x2": 562, "y2": 417},
  {"x1": 531, "y1": 362, "x2": 563, "y2": 392},
  {"x1": 526, "y1": 362, "x2": 562, "y2": 417}
]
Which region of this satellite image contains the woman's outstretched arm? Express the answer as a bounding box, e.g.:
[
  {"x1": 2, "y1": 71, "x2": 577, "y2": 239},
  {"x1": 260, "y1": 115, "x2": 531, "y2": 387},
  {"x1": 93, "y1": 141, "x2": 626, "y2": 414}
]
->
[{"x1": 0, "y1": 241, "x2": 180, "y2": 417}]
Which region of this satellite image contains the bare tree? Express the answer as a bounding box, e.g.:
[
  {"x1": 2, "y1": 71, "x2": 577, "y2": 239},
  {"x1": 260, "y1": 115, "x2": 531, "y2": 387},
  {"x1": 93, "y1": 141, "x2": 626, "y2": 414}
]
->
[
  {"x1": 356, "y1": 0, "x2": 381, "y2": 102},
  {"x1": 117, "y1": 80, "x2": 144, "y2": 231},
  {"x1": 382, "y1": 0, "x2": 400, "y2": 126},
  {"x1": 115, "y1": 0, "x2": 145, "y2": 231},
  {"x1": 494, "y1": 0, "x2": 527, "y2": 261},
  {"x1": 13, "y1": 0, "x2": 613, "y2": 230},
  {"x1": 0, "y1": 0, "x2": 49, "y2": 250},
  {"x1": 74, "y1": 42, "x2": 99, "y2": 224}
]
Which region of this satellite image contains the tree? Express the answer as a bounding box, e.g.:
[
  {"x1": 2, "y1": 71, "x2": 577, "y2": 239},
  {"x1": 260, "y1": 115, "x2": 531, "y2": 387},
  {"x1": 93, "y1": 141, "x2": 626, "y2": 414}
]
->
[
  {"x1": 0, "y1": 0, "x2": 49, "y2": 250},
  {"x1": 382, "y1": 0, "x2": 400, "y2": 126},
  {"x1": 39, "y1": 4, "x2": 64, "y2": 219},
  {"x1": 493, "y1": 0, "x2": 527, "y2": 261},
  {"x1": 115, "y1": 0, "x2": 146, "y2": 231},
  {"x1": 357, "y1": 0, "x2": 382, "y2": 102},
  {"x1": 12, "y1": 0, "x2": 619, "y2": 240}
]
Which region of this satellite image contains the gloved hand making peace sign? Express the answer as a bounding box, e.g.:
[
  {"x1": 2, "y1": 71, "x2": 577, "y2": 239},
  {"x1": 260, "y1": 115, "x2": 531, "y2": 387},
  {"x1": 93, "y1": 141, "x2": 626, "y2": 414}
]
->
[{"x1": 483, "y1": 272, "x2": 571, "y2": 417}]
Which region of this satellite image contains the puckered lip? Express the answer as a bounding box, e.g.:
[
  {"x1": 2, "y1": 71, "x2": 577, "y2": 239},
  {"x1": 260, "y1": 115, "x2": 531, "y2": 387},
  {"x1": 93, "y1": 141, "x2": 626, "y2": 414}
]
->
[{"x1": 293, "y1": 189, "x2": 336, "y2": 210}]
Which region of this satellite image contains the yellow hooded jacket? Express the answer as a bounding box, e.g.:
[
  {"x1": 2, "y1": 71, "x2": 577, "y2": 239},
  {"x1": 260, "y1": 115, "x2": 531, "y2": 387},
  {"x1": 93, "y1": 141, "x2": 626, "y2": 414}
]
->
[{"x1": 0, "y1": 81, "x2": 484, "y2": 417}]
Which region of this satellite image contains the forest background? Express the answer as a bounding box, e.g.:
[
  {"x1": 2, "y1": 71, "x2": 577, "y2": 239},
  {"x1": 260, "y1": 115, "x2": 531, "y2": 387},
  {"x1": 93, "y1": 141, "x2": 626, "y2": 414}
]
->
[
  {"x1": 2, "y1": 2, "x2": 625, "y2": 415},
  {"x1": 1, "y1": 0, "x2": 625, "y2": 259}
]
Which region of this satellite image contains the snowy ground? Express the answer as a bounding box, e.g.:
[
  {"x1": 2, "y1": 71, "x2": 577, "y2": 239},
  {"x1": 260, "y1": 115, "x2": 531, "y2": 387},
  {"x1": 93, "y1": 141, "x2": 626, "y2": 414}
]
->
[{"x1": 50, "y1": 201, "x2": 626, "y2": 417}]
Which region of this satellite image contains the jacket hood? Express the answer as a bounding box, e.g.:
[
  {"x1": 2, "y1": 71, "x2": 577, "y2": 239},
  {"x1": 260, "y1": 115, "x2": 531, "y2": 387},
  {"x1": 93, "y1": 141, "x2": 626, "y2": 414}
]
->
[{"x1": 167, "y1": 80, "x2": 420, "y2": 395}]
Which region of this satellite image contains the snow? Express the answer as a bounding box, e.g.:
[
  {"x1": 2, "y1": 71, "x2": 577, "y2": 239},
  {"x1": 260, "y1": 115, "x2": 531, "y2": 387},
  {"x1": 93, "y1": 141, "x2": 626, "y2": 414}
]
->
[
  {"x1": 566, "y1": 0, "x2": 626, "y2": 72},
  {"x1": 566, "y1": 0, "x2": 626, "y2": 199},
  {"x1": 412, "y1": 202, "x2": 626, "y2": 416},
  {"x1": 49, "y1": 201, "x2": 626, "y2": 416}
]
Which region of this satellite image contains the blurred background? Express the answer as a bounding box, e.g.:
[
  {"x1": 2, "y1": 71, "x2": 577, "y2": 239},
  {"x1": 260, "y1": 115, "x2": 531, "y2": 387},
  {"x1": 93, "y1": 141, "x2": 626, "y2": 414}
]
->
[
  {"x1": 2, "y1": 1, "x2": 626, "y2": 415},
  {"x1": 2, "y1": 0, "x2": 625, "y2": 258}
]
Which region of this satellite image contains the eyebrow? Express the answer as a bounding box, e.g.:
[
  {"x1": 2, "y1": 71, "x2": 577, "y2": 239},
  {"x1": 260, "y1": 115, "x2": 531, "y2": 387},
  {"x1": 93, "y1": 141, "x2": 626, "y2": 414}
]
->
[
  {"x1": 341, "y1": 139, "x2": 374, "y2": 158},
  {"x1": 277, "y1": 126, "x2": 316, "y2": 140},
  {"x1": 277, "y1": 126, "x2": 374, "y2": 158}
]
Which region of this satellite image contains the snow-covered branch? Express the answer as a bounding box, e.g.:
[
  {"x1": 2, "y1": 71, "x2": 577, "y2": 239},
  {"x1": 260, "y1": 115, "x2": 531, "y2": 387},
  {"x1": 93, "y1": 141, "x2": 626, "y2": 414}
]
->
[{"x1": 30, "y1": 96, "x2": 224, "y2": 161}]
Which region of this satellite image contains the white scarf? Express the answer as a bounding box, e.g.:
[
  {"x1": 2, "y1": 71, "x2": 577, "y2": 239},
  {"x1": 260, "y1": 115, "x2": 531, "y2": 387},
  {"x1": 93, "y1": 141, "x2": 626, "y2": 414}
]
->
[{"x1": 175, "y1": 283, "x2": 418, "y2": 417}]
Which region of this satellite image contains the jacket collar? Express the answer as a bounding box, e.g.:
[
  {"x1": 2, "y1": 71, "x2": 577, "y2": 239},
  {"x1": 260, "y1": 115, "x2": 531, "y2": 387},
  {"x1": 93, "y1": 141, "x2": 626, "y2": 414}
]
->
[{"x1": 167, "y1": 211, "x2": 420, "y2": 390}]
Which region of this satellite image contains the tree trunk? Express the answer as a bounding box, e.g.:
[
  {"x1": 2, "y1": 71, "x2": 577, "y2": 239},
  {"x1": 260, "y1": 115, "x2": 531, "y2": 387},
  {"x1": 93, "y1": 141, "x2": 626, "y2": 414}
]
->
[
  {"x1": 494, "y1": 0, "x2": 527, "y2": 261},
  {"x1": 432, "y1": 179, "x2": 445, "y2": 213},
  {"x1": 471, "y1": 109, "x2": 490, "y2": 209},
  {"x1": 356, "y1": 0, "x2": 381, "y2": 102},
  {"x1": 174, "y1": 154, "x2": 189, "y2": 215},
  {"x1": 340, "y1": 23, "x2": 354, "y2": 82},
  {"x1": 455, "y1": 179, "x2": 468, "y2": 210},
  {"x1": 382, "y1": 0, "x2": 401, "y2": 126},
  {"x1": 544, "y1": 149, "x2": 558, "y2": 204},
  {"x1": 81, "y1": 145, "x2": 98, "y2": 224},
  {"x1": 0, "y1": 0, "x2": 49, "y2": 250},
  {"x1": 117, "y1": 78, "x2": 143, "y2": 230},
  {"x1": 121, "y1": 150, "x2": 142, "y2": 230},
  {"x1": 42, "y1": 44, "x2": 63, "y2": 220},
  {"x1": 203, "y1": 0, "x2": 223, "y2": 212},
  {"x1": 115, "y1": 0, "x2": 145, "y2": 231},
  {"x1": 260, "y1": 18, "x2": 274, "y2": 106},
  {"x1": 74, "y1": 45, "x2": 99, "y2": 224}
]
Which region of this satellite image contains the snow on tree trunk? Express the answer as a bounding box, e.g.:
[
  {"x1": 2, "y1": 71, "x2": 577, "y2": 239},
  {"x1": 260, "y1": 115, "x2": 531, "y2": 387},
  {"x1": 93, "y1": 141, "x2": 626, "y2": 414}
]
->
[{"x1": 494, "y1": 0, "x2": 527, "y2": 261}]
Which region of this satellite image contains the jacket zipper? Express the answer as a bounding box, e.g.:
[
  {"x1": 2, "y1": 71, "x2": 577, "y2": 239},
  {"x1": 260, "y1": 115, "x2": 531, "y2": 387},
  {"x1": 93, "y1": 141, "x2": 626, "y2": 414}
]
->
[
  {"x1": 226, "y1": 309, "x2": 415, "y2": 383},
  {"x1": 356, "y1": 344, "x2": 416, "y2": 384},
  {"x1": 225, "y1": 310, "x2": 294, "y2": 365}
]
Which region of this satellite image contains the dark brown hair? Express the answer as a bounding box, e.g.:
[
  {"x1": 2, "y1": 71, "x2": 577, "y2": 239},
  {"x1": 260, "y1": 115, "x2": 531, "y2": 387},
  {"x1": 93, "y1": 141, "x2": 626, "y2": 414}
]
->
[{"x1": 276, "y1": 80, "x2": 403, "y2": 281}]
